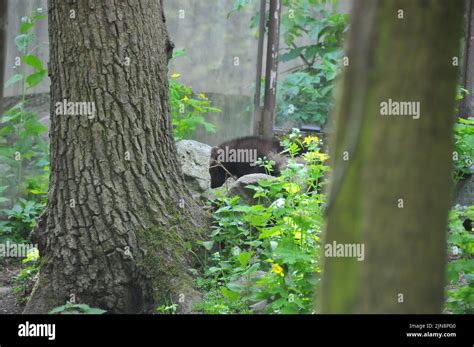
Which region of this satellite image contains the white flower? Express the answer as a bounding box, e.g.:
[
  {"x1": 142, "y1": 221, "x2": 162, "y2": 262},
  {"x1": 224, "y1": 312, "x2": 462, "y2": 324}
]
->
[
  {"x1": 452, "y1": 246, "x2": 461, "y2": 256},
  {"x1": 274, "y1": 198, "x2": 285, "y2": 208}
]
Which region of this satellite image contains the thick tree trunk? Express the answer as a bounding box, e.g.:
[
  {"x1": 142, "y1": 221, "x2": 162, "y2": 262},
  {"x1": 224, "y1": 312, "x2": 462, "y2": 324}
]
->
[
  {"x1": 24, "y1": 0, "x2": 207, "y2": 314},
  {"x1": 321, "y1": 0, "x2": 464, "y2": 313}
]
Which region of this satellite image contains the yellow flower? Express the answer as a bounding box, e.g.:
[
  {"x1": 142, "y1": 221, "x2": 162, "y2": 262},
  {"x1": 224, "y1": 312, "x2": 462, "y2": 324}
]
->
[
  {"x1": 271, "y1": 263, "x2": 284, "y2": 277},
  {"x1": 316, "y1": 152, "x2": 328, "y2": 161},
  {"x1": 305, "y1": 151, "x2": 328, "y2": 163},
  {"x1": 182, "y1": 95, "x2": 189, "y2": 102},
  {"x1": 198, "y1": 93, "x2": 207, "y2": 100},
  {"x1": 284, "y1": 183, "x2": 300, "y2": 194},
  {"x1": 303, "y1": 136, "x2": 319, "y2": 145},
  {"x1": 171, "y1": 73, "x2": 181, "y2": 79}
]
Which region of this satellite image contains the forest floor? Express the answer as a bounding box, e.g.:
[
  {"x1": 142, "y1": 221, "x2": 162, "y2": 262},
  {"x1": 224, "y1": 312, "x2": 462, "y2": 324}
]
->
[{"x1": 0, "y1": 260, "x2": 23, "y2": 314}]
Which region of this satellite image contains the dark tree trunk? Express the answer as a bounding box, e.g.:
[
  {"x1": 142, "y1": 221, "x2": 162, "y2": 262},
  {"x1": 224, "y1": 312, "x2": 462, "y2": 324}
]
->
[
  {"x1": 25, "y1": 0, "x2": 208, "y2": 314},
  {"x1": 262, "y1": 0, "x2": 281, "y2": 139},
  {"x1": 253, "y1": 0, "x2": 266, "y2": 137},
  {"x1": 321, "y1": 0, "x2": 464, "y2": 313},
  {"x1": 461, "y1": 0, "x2": 474, "y2": 118}
]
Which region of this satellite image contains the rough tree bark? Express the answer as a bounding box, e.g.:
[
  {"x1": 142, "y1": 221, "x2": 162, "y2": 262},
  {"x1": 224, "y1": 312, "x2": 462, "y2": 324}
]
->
[
  {"x1": 24, "y1": 0, "x2": 208, "y2": 314},
  {"x1": 321, "y1": 0, "x2": 464, "y2": 313}
]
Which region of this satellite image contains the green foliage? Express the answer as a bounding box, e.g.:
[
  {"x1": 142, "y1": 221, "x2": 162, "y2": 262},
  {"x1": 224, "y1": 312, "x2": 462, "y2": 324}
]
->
[
  {"x1": 169, "y1": 49, "x2": 222, "y2": 140},
  {"x1": 13, "y1": 247, "x2": 39, "y2": 303},
  {"x1": 196, "y1": 131, "x2": 329, "y2": 313},
  {"x1": 454, "y1": 118, "x2": 474, "y2": 180},
  {"x1": 0, "y1": 9, "x2": 48, "y2": 243},
  {"x1": 193, "y1": 277, "x2": 253, "y2": 314},
  {"x1": 277, "y1": 0, "x2": 349, "y2": 127},
  {"x1": 232, "y1": 0, "x2": 349, "y2": 127},
  {"x1": 155, "y1": 304, "x2": 178, "y2": 314},
  {"x1": 49, "y1": 303, "x2": 107, "y2": 315},
  {"x1": 1, "y1": 198, "x2": 45, "y2": 242},
  {"x1": 445, "y1": 206, "x2": 474, "y2": 314}
]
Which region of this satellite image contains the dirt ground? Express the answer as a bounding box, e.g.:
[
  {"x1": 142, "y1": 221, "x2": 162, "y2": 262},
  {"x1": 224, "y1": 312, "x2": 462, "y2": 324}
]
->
[{"x1": 0, "y1": 260, "x2": 23, "y2": 314}]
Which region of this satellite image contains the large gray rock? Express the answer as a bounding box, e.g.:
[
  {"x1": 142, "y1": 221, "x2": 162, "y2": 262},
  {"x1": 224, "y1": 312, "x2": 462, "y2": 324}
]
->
[
  {"x1": 454, "y1": 174, "x2": 474, "y2": 206},
  {"x1": 228, "y1": 174, "x2": 276, "y2": 204},
  {"x1": 176, "y1": 140, "x2": 212, "y2": 196}
]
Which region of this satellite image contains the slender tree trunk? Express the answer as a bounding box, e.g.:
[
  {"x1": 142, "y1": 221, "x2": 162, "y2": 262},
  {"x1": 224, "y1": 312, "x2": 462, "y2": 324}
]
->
[
  {"x1": 0, "y1": 0, "x2": 8, "y2": 117},
  {"x1": 24, "y1": 0, "x2": 208, "y2": 314},
  {"x1": 253, "y1": 0, "x2": 266, "y2": 137},
  {"x1": 262, "y1": 0, "x2": 281, "y2": 139},
  {"x1": 321, "y1": 0, "x2": 464, "y2": 313},
  {"x1": 461, "y1": 0, "x2": 474, "y2": 118}
]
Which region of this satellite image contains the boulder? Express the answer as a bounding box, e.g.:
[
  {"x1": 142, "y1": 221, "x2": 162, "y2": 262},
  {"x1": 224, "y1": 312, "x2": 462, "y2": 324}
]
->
[
  {"x1": 176, "y1": 140, "x2": 212, "y2": 197},
  {"x1": 228, "y1": 173, "x2": 276, "y2": 204},
  {"x1": 454, "y1": 174, "x2": 474, "y2": 206}
]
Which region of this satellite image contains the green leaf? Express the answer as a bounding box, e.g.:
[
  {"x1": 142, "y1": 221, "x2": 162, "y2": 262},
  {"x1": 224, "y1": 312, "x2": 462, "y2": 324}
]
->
[
  {"x1": 221, "y1": 287, "x2": 240, "y2": 302},
  {"x1": 274, "y1": 238, "x2": 312, "y2": 265},
  {"x1": 32, "y1": 14, "x2": 47, "y2": 21},
  {"x1": 172, "y1": 48, "x2": 185, "y2": 59},
  {"x1": 280, "y1": 303, "x2": 299, "y2": 314},
  {"x1": 20, "y1": 21, "x2": 35, "y2": 34},
  {"x1": 446, "y1": 259, "x2": 474, "y2": 283},
  {"x1": 244, "y1": 262, "x2": 260, "y2": 276},
  {"x1": 4, "y1": 74, "x2": 24, "y2": 88},
  {"x1": 23, "y1": 54, "x2": 43, "y2": 71},
  {"x1": 259, "y1": 226, "x2": 282, "y2": 239},
  {"x1": 86, "y1": 308, "x2": 107, "y2": 314},
  {"x1": 15, "y1": 33, "x2": 34, "y2": 52},
  {"x1": 280, "y1": 47, "x2": 305, "y2": 63},
  {"x1": 227, "y1": 282, "x2": 244, "y2": 293},
  {"x1": 237, "y1": 251, "x2": 252, "y2": 268},
  {"x1": 49, "y1": 304, "x2": 69, "y2": 314},
  {"x1": 23, "y1": 118, "x2": 47, "y2": 135},
  {"x1": 201, "y1": 241, "x2": 214, "y2": 251},
  {"x1": 26, "y1": 70, "x2": 47, "y2": 88}
]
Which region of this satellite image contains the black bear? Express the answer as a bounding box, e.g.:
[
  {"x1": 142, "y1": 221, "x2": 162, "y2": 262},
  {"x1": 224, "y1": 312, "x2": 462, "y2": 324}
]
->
[{"x1": 209, "y1": 136, "x2": 284, "y2": 188}]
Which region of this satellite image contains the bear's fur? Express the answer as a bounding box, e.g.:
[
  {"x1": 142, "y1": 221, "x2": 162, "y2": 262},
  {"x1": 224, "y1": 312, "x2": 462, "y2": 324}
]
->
[{"x1": 209, "y1": 136, "x2": 284, "y2": 188}]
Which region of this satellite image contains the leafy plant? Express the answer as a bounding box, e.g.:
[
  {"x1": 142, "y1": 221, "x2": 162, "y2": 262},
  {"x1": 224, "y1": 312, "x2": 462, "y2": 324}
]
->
[
  {"x1": 193, "y1": 277, "x2": 253, "y2": 314},
  {"x1": 453, "y1": 118, "x2": 474, "y2": 180},
  {"x1": 169, "y1": 49, "x2": 222, "y2": 140},
  {"x1": 155, "y1": 304, "x2": 178, "y2": 314},
  {"x1": 277, "y1": 0, "x2": 349, "y2": 127},
  {"x1": 196, "y1": 130, "x2": 329, "y2": 313},
  {"x1": 0, "y1": 8, "x2": 48, "y2": 242},
  {"x1": 49, "y1": 303, "x2": 107, "y2": 315},
  {"x1": 231, "y1": 0, "x2": 349, "y2": 127},
  {"x1": 13, "y1": 247, "x2": 39, "y2": 303},
  {"x1": 445, "y1": 205, "x2": 474, "y2": 314},
  {"x1": 1, "y1": 198, "x2": 45, "y2": 242}
]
